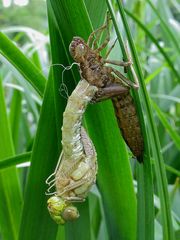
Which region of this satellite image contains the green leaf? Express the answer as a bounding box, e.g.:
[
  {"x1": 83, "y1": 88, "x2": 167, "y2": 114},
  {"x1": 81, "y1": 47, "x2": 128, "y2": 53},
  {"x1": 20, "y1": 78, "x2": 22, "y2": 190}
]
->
[
  {"x1": 147, "y1": 0, "x2": 180, "y2": 54},
  {"x1": 49, "y1": 0, "x2": 137, "y2": 239},
  {"x1": 18, "y1": 74, "x2": 59, "y2": 240},
  {"x1": 0, "y1": 152, "x2": 31, "y2": 170},
  {"x1": 151, "y1": 100, "x2": 180, "y2": 150},
  {"x1": 0, "y1": 32, "x2": 46, "y2": 96},
  {"x1": 118, "y1": 3, "x2": 175, "y2": 239},
  {"x1": 18, "y1": 1, "x2": 75, "y2": 239},
  {"x1": 9, "y1": 89, "x2": 22, "y2": 152},
  {"x1": 106, "y1": 1, "x2": 154, "y2": 239},
  {"x1": 0, "y1": 78, "x2": 22, "y2": 240},
  {"x1": 124, "y1": 9, "x2": 180, "y2": 83}
]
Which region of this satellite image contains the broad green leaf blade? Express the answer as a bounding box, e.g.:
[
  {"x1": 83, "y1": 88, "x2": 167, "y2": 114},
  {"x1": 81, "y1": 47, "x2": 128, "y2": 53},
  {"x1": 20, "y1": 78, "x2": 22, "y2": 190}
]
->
[
  {"x1": 48, "y1": 1, "x2": 92, "y2": 239},
  {"x1": 84, "y1": 0, "x2": 107, "y2": 29},
  {"x1": 18, "y1": 74, "x2": 59, "y2": 240},
  {"x1": 86, "y1": 102, "x2": 137, "y2": 240},
  {"x1": 18, "y1": 1, "x2": 75, "y2": 239},
  {"x1": 89, "y1": 193, "x2": 102, "y2": 239},
  {"x1": 65, "y1": 201, "x2": 91, "y2": 240},
  {"x1": 0, "y1": 79, "x2": 22, "y2": 240},
  {"x1": 0, "y1": 32, "x2": 46, "y2": 96}
]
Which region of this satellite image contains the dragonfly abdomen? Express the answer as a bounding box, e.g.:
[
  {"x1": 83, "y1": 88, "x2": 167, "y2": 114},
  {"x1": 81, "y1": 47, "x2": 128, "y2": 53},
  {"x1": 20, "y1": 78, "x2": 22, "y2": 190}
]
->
[{"x1": 112, "y1": 92, "x2": 143, "y2": 162}]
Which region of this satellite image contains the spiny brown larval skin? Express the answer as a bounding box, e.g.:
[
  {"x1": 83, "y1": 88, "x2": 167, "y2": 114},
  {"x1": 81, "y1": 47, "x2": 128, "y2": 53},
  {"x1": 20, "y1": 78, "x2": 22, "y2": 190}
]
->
[
  {"x1": 113, "y1": 92, "x2": 143, "y2": 162},
  {"x1": 69, "y1": 36, "x2": 143, "y2": 162}
]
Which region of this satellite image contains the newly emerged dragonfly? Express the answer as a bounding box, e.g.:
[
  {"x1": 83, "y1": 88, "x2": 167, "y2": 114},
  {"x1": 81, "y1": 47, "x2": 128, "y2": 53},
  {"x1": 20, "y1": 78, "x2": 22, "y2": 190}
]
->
[
  {"x1": 46, "y1": 80, "x2": 98, "y2": 224},
  {"x1": 69, "y1": 13, "x2": 144, "y2": 162},
  {"x1": 46, "y1": 12, "x2": 144, "y2": 225}
]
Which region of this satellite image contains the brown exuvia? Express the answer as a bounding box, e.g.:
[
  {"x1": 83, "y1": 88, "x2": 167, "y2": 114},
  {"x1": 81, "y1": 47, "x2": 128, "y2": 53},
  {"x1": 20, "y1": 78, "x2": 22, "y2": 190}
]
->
[{"x1": 69, "y1": 13, "x2": 144, "y2": 162}]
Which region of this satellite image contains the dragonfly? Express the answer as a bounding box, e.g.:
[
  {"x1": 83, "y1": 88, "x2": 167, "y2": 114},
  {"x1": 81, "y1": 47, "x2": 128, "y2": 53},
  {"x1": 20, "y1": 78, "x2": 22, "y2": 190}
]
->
[
  {"x1": 69, "y1": 12, "x2": 144, "y2": 162},
  {"x1": 46, "y1": 79, "x2": 98, "y2": 224}
]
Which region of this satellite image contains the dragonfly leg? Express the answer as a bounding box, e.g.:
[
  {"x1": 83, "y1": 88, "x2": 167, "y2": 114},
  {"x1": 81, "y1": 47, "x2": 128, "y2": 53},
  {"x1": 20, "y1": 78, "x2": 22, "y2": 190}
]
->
[
  {"x1": 46, "y1": 182, "x2": 57, "y2": 195},
  {"x1": 105, "y1": 40, "x2": 140, "y2": 85},
  {"x1": 63, "y1": 196, "x2": 85, "y2": 202},
  {"x1": 104, "y1": 59, "x2": 132, "y2": 67},
  {"x1": 87, "y1": 23, "x2": 107, "y2": 48},
  {"x1": 46, "y1": 151, "x2": 63, "y2": 185},
  {"x1": 58, "y1": 177, "x2": 91, "y2": 197},
  {"x1": 105, "y1": 38, "x2": 117, "y2": 59},
  {"x1": 95, "y1": 15, "x2": 111, "y2": 52},
  {"x1": 110, "y1": 67, "x2": 139, "y2": 89},
  {"x1": 91, "y1": 83, "x2": 129, "y2": 103},
  {"x1": 88, "y1": 12, "x2": 111, "y2": 50}
]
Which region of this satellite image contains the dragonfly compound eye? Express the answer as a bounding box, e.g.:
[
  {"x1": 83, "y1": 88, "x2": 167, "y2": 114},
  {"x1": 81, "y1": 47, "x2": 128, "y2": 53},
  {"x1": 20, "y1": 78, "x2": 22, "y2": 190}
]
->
[
  {"x1": 75, "y1": 43, "x2": 87, "y2": 56},
  {"x1": 47, "y1": 196, "x2": 79, "y2": 224},
  {"x1": 47, "y1": 196, "x2": 67, "y2": 224}
]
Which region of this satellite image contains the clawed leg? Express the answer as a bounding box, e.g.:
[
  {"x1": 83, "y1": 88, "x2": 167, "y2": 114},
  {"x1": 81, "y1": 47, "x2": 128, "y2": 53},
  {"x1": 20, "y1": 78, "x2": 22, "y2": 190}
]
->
[
  {"x1": 63, "y1": 196, "x2": 85, "y2": 203},
  {"x1": 87, "y1": 23, "x2": 107, "y2": 48},
  {"x1": 124, "y1": 42, "x2": 139, "y2": 86},
  {"x1": 46, "y1": 182, "x2": 57, "y2": 195},
  {"x1": 105, "y1": 40, "x2": 139, "y2": 88},
  {"x1": 91, "y1": 83, "x2": 129, "y2": 103},
  {"x1": 104, "y1": 59, "x2": 132, "y2": 67},
  {"x1": 87, "y1": 12, "x2": 111, "y2": 51},
  {"x1": 58, "y1": 177, "x2": 89, "y2": 196},
  {"x1": 92, "y1": 24, "x2": 108, "y2": 49},
  {"x1": 46, "y1": 151, "x2": 64, "y2": 185},
  {"x1": 104, "y1": 42, "x2": 139, "y2": 89},
  {"x1": 105, "y1": 38, "x2": 118, "y2": 59},
  {"x1": 95, "y1": 14, "x2": 111, "y2": 52},
  {"x1": 111, "y1": 67, "x2": 139, "y2": 89}
]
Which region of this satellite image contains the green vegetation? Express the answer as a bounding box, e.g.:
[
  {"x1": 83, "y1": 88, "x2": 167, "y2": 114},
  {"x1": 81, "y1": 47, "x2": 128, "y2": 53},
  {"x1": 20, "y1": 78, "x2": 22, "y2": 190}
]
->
[{"x1": 0, "y1": 0, "x2": 179, "y2": 239}]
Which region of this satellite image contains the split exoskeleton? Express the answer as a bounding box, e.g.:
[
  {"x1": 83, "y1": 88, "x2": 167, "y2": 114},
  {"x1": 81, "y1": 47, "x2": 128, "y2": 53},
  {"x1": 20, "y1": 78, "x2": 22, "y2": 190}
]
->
[{"x1": 46, "y1": 12, "x2": 144, "y2": 225}]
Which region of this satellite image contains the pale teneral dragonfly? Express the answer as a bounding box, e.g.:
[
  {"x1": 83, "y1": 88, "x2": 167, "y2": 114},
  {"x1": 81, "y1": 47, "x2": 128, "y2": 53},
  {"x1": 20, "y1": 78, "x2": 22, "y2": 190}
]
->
[{"x1": 46, "y1": 80, "x2": 98, "y2": 224}]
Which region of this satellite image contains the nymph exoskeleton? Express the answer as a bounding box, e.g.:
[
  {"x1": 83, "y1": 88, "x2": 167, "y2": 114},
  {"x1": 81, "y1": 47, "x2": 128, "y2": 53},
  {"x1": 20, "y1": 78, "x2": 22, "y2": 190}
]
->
[
  {"x1": 46, "y1": 80, "x2": 98, "y2": 224},
  {"x1": 69, "y1": 12, "x2": 144, "y2": 162}
]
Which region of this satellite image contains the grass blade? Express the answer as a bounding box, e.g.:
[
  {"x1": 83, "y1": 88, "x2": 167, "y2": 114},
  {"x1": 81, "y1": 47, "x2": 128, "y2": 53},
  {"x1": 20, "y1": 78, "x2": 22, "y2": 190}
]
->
[
  {"x1": 0, "y1": 78, "x2": 22, "y2": 240},
  {"x1": 0, "y1": 152, "x2": 31, "y2": 170},
  {"x1": 114, "y1": 1, "x2": 175, "y2": 239},
  {"x1": 106, "y1": 1, "x2": 154, "y2": 239},
  {"x1": 9, "y1": 89, "x2": 22, "y2": 152},
  {"x1": 151, "y1": 100, "x2": 180, "y2": 150},
  {"x1": 18, "y1": 74, "x2": 59, "y2": 240},
  {"x1": 147, "y1": 0, "x2": 180, "y2": 54},
  {"x1": 0, "y1": 32, "x2": 46, "y2": 96},
  {"x1": 124, "y1": 9, "x2": 180, "y2": 83}
]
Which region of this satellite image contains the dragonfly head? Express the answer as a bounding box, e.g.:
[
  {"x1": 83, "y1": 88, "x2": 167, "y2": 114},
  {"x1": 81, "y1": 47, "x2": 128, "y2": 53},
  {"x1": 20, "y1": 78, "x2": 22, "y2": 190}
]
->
[
  {"x1": 47, "y1": 196, "x2": 79, "y2": 224},
  {"x1": 69, "y1": 37, "x2": 87, "y2": 63}
]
